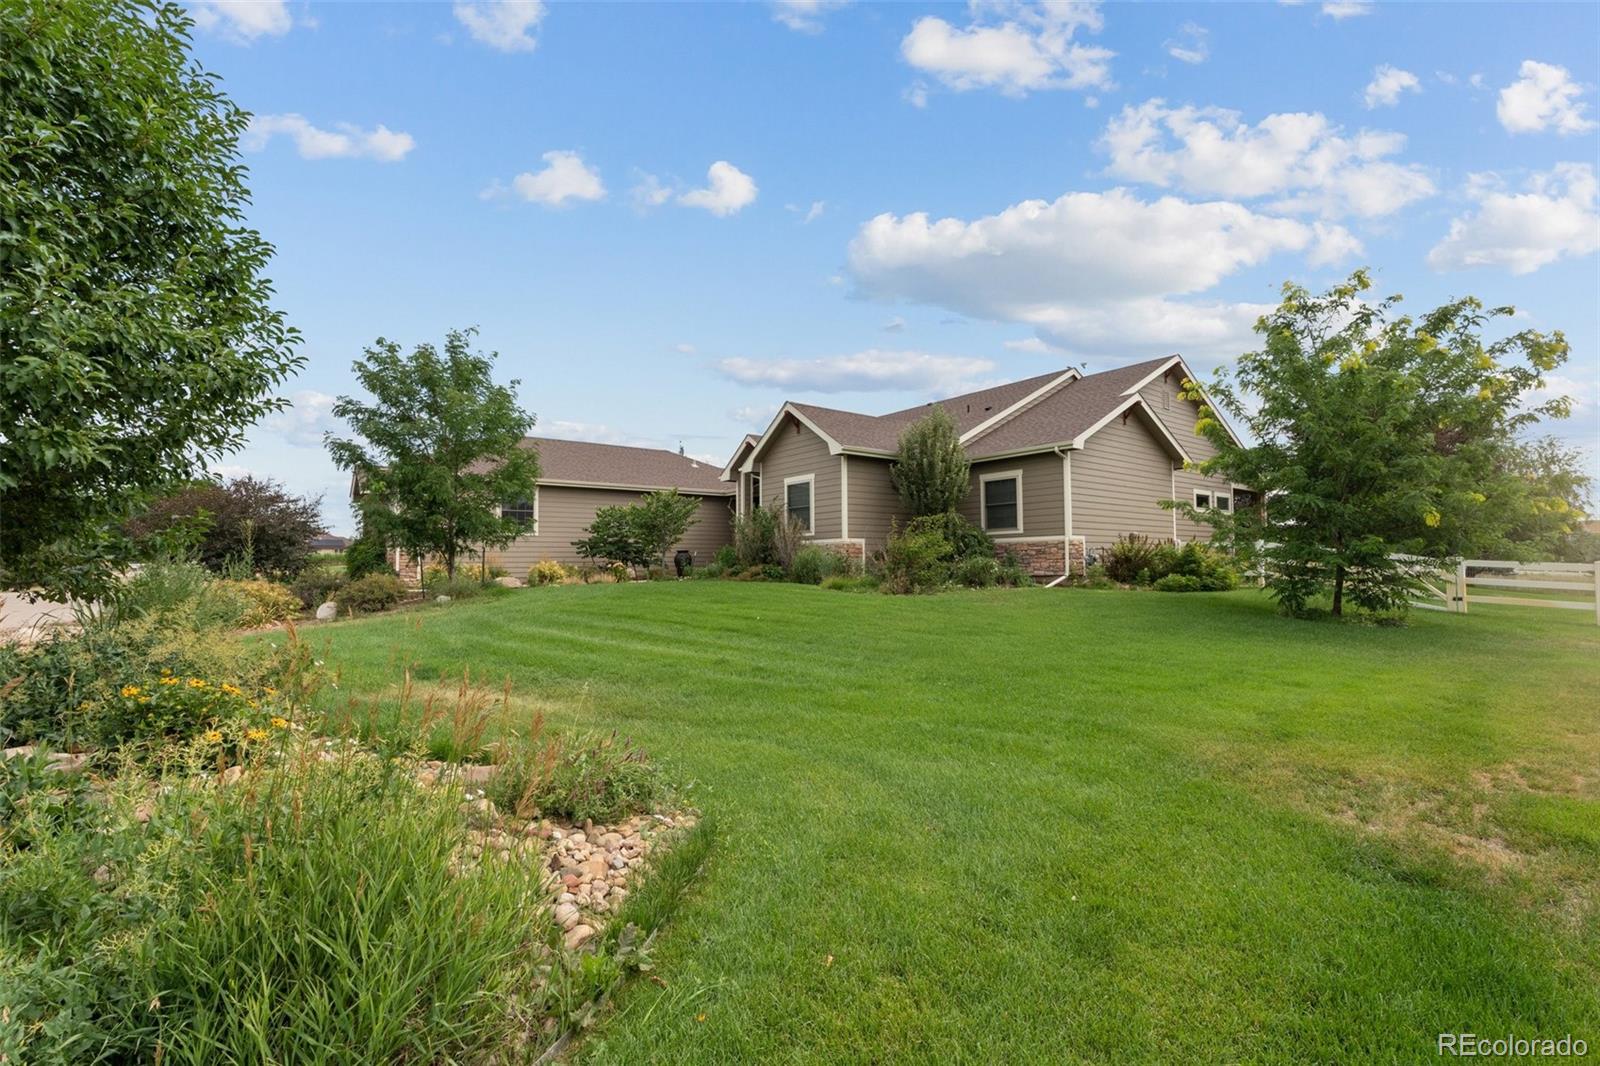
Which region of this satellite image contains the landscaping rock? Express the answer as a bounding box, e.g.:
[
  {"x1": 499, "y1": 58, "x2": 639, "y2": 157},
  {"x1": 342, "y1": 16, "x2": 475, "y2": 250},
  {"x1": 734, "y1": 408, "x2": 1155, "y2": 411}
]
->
[
  {"x1": 495, "y1": 576, "x2": 525, "y2": 588},
  {"x1": 435, "y1": 595, "x2": 452, "y2": 604},
  {"x1": 563, "y1": 924, "x2": 596, "y2": 950},
  {"x1": 555, "y1": 902, "x2": 580, "y2": 929},
  {"x1": 460, "y1": 763, "x2": 498, "y2": 786},
  {"x1": 219, "y1": 765, "x2": 244, "y2": 786},
  {"x1": 315, "y1": 601, "x2": 338, "y2": 621}
]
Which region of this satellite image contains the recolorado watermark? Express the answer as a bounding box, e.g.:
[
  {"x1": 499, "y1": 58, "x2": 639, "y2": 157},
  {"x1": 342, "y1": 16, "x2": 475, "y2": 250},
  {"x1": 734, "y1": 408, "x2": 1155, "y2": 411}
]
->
[{"x1": 1439, "y1": 1033, "x2": 1588, "y2": 1057}]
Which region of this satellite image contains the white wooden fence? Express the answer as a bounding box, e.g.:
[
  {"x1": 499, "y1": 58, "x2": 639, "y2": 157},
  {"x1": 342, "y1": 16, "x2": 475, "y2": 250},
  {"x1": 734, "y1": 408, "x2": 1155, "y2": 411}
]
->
[{"x1": 1407, "y1": 557, "x2": 1599, "y2": 626}]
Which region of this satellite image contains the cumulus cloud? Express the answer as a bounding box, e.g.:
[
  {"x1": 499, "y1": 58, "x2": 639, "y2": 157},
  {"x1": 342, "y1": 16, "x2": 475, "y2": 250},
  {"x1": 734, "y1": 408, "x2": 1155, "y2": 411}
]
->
[
  {"x1": 771, "y1": 0, "x2": 848, "y2": 33},
  {"x1": 243, "y1": 115, "x2": 416, "y2": 162},
  {"x1": 846, "y1": 187, "x2": 1359, "y2": 355},
  {"x1": 716, "y1": 350, "x2": 997, "y2": 394},
  {"x1": 732, "y1": 403, "x2": 782, "y2": 426},
  {"x1": 1003, "y1": 337, "x2": 1060, "y2": 354},
  {"x1": 484, "y1": 150, "x2": 605, "y2": 207},
  {"x1": 1165, "y1": 22, "x2": 1209, "y2": 65},
  {"x1": 188, "y1": 0, "x2": 292, "y2": 42},
  {"x1": 266, "y1": 391, "x2": 340, "y2": 448},
  {"x1": 1497, "y1": 60, "x2": 1596, "y2": 135},
  {"x1": 1427, "y1": 163, "x2": 1600, "y2": 275},
  {"x1": 900, "y1": 1, "x2": 1113, "y2": 99},
  {"x1": 1099, "y1": 99, "x2": 1434, "y2": 218},
  {"x1": 1320, "y1": 1, "x2": 1372, "y2": 18},
  {"x1": 679, "y1": 161, "x2": 758, "y2": 216},
  {"x1": 1364, "y1": 65, "x2": 1420, "y2": 109},
  {"x1": 453, "y1": 0, "x2": 545, "y2": 52}
]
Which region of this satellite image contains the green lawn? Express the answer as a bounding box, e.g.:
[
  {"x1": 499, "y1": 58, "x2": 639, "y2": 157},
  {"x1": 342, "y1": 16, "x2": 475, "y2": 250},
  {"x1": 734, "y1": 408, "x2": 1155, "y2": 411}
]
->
[{"x1": 307, "y1": 583, "x2": 1599, "y2": 1063}]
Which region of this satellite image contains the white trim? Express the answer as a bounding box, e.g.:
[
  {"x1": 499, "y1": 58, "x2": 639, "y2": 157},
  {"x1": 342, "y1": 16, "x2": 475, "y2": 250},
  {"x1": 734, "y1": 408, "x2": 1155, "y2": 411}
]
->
[
  {"x1": 1072, "y1": 395, "x2": 1193, "y2": 463},
  {"x1": 839, "y1": 455, "x2": 849, "y2": 539},
  {"x1": 537, "y1": 478, "x2": 733, "y2": 497},
  {"x1": 1171, "y1": 467, "x2": 1178, "y2": 543},
  {"x1": 959, "y1": 369, "x2": 1082, "y2": 444},
  {"x1": 979, "y1": 468, "x2": 1024, "y2": 534},
  {"x1": 1120, "y1": 354, "x2": 1245, "y2": 449},
  {"x1": 990, "y1": 535, "x2": 1066, "y2": 545},
  {"x1": 498, "y1": 489, "x2": 540, "y2": 536},
  {"x1": 783, "y1": 473, "x2": 816, "y2": 535},
  {"x1": 1062, "y1": 448, "x2": 1073, "y2": 540},
  {"x1": 720, "y1": 437, "x2": 757, "y2": 482},
  {"x1": 965, "y1": 441, "x2": 1079, "y2": 464},
  {"x1": 1193, "y1": 487, "x2": 1215, "y2": 510},
  {"x1": 740, "y1": 403, "x2": 846, "y2": 474},
  {"x1": 809, "y1": 537, "x2": 866, "y2": 549}
]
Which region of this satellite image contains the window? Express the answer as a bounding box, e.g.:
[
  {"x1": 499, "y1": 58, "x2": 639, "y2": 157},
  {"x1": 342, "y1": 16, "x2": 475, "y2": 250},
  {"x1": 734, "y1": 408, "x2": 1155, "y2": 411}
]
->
[
  {"x1": 1215, "y1": 492, "x2": 1232, "y2": 514},
  {"x1": 784, "y1": 475, "x2": 813, "y2": 534},
  {"x1": 1194, "y1": 491, "x2": 1212, "y2": 510},
  {"x1": 502, "y1": 496, "x2": 537, "y2": 531},
  {"x1": 750, "y1": 472, "x2": 761, "y2": 510},
  {"x1": 980, "y1": 471, "x2": 1021, "y2": 532}
]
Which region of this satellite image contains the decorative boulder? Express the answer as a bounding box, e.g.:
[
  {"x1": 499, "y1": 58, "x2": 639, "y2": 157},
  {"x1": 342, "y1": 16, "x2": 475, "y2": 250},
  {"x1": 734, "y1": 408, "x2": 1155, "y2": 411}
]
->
[
  {"x1": 315, "y1": 601, "x2": 338, "y2": 621},
  {"x1": 435, "y1": 594, "x2": 452, "y2": 604},
  {"x1": 495, "y1": 576, "x2": 525, "y2": 588}
]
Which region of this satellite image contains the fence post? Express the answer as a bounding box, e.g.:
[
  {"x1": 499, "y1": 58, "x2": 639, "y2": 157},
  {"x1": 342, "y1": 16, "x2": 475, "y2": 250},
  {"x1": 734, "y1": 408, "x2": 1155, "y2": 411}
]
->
[
  {"x1": 1593, "y1": 562, "x2": 1599, "y2": 627},
  {"x1": 1455, "y1": 560, "x2": 1468, "y2": 614}
]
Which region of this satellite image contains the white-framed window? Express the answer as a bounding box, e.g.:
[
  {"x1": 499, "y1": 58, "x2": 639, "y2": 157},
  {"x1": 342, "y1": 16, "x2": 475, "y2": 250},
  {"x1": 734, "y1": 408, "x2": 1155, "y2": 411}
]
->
[
  {"x1": 1215, "y1": 491, "x2": 1232, "y2": 514},
  {"x1": 1194, "y1": 490, "x2": 1212, "y2": 510},
  {"x1": 979, "y1": 469, "x2": 1022, "y2": 532},
  {"x1": 784, "y1": 474, "x2": 814, "y2": 534},
  {"x1": 751, "y1": 472, "x2": 761, "y2": 510},
  {"x1": 501, "y1": 490, "x2": 538, "y2": 534},
  {"x1": 1193, "y1": 488, "x2": 1232, "y2": 514}
]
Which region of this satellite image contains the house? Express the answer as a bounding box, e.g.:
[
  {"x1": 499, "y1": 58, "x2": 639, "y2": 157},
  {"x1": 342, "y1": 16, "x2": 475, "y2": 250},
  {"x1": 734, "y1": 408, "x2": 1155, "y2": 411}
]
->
[
  {"x1": 308, "y1": 533, "x2": 349, "y2": 552},
  {"x1": 359, "y1": 437, "x2": 734, "y2": 579},
  {"x1": 726, "y1": 355, "x2": 1244, "y2": 579}
]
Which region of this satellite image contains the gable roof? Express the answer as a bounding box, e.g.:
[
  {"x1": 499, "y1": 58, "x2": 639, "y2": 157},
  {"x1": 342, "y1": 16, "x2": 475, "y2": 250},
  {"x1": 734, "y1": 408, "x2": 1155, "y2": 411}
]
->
[
  {"x1": 720, "y1": 434, "x2": 759, "y2": 481},
  {"x1": 524, "y1": 437, "x2": 732, "y2": 495},
  {"x1": 964, "y1": 358, "x2": 1175, "y2": 458}
]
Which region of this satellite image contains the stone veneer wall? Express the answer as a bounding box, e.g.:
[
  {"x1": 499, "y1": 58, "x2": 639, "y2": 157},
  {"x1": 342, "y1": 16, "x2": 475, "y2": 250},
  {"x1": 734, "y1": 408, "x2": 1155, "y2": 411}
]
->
[
  {"x1": 1068, "y1": 536, "x2": 1086, "y2": 576},
  {"x1": 993, "y1": 538, "x2": 1066, "y2": 576}
]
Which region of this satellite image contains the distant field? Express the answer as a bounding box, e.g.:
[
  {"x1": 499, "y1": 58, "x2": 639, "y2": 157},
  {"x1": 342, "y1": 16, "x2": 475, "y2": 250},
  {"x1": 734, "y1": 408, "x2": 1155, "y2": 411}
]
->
[{"x1": 308, "y1": 583, "x2": 1600, "y2": 1063}]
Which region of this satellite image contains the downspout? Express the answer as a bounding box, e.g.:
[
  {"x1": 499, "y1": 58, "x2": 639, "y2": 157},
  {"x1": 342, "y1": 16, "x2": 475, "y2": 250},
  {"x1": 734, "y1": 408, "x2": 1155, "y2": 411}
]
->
[{"x1": 1051, "y1": 444, "x2": 1073, "y2": 585}]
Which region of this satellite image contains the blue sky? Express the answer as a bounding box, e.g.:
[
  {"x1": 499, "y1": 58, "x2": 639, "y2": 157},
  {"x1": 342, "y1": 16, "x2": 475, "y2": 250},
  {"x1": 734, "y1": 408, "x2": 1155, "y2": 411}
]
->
[{"x1": 186, "y1": 0, "x2": 1600, "y2": 534}]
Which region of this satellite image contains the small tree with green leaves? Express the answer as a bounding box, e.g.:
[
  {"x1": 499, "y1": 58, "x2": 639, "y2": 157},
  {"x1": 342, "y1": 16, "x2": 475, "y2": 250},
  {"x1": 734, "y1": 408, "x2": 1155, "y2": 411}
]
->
[
  {"x1": 891, "y1": 407, "x2": 970, "y2": 517},
  {"x1": 327, "y1": 330, "x2": 539, "y2": 579},
  {"x1": 572, "y1": 507, "x2": 649, "y2": 570},
  {"x1": 632, "y1": 490, "x2": 702, "y2": 569},
  {"x1": 1189, "y1": 271, "x2": 1575, "y2": 617},
  {"x1": 1, "y1": 0, "x2": 302, "y2": 601}
]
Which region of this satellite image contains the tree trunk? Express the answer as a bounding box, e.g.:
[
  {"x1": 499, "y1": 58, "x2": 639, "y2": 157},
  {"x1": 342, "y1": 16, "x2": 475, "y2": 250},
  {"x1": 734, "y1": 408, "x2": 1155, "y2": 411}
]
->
[{"x1": 1331, "y1": 563, "x2": 1345, "y2": 617}]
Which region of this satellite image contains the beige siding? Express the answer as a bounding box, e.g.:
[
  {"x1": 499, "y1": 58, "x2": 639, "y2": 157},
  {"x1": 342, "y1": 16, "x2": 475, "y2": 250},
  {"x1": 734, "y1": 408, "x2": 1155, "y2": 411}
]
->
[
  {"x1": 753, "y1": 416, "x2": 841, "y2": 540},
  {"x1": 1071, "y1": 410, "x2": 1177, "y2": 550},
  {"x1": 487, "y1": 486, "x2": 732, "y2": 573},
  {"x1": 1139, "y1": 369, "x2": 1234, "y2": 541},
  {"x1": 959, "y1": 452, "x2": 1065, "y2": 538},
  {"x1": 845, "y1": 455, "x2": 904, "y2": 553}
]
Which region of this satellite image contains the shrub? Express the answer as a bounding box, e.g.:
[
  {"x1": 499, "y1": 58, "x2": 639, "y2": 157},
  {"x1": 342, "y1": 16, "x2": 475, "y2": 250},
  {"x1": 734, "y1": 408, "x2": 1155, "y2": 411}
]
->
[
  {"x1": 335, "y1": 573, "x2": 406, "y2": 614},
  {"x1": 215, "y1": 578, "x2": 300, "y2": 627},
  {"x1": 344, "y1": 533, "x2": 392, "y2": 580},
  {"x1": 733, "y1": 507, "x2": 778, "y2": 567},
  {"x1": 890, "y1": 407, "x2": 970, "y2": 516},
  {"x1": 997, "y1": 551, "x2": 1035, "y2": 588},
  {"x1": 290, "y1": 566, "x2": 345, "y2": 609},
  {"x1": 790, "y1": 545, "x2": 830, "y2": 585},
  {"x1": 905, "y1": 512, "x2": 993, "y2": 560},
  {"x1": 953, "y1": 555, "x2": 999, "y2": 588},
  {"x1": 126, "y1": 476, "x2": 324, "y2": 578},
  {"x1": 1153, "y1": 573, "x2": 1205, "y2": 592},
  {"x1": 610, "y1": 562, "x2": 629, "y2": 583},
  {"x1": 530, "y1": 559, "x2": 568, "y2": 586},
  {"x1": 821, "y1": 574, "x2": 880, "y2": 593},
  {"x1": 881, "y1": 523, "x2": 954, "y2": 594},
  {"x1": 1100, "y1": 534, "x2": 1174, "y2": 585},
  {"x1": 489, "y1": 729, "x2": 666, "y2": 824},
  {"x1": 713, "y1": 544, "x2": 737, "y2": 570},
  {"x1": 426, "y1": 574, "x2": 488, "y2": 601}
]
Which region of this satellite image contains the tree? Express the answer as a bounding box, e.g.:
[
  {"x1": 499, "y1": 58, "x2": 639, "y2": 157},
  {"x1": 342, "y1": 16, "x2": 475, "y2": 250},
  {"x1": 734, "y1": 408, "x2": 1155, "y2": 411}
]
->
[
  {"x1": 327, "y1": 330, "x2": 539, "y2": 579},
  {"x1": 126, "y1": 477, "x2": 325, "y2": 577},
  {"x1": 0, "y1": 0, "x2": 303, "y2": 600},
  {"x1": 890, "y1": 407, "x2": 970, "y2": 516},
  {"x1": 632, "y1": 490, "x2": 702, "y2": 569},
  {"x1": 1190, "y1": 271, "x2": 1575, "y2": 617},
  {"x1": 572, "y1": 490, "x2": 701, "y2": 571}
]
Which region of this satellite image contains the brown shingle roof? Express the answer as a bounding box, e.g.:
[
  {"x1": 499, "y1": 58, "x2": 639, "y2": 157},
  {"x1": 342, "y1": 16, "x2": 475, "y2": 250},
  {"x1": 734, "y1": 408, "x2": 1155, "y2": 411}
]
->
[
  {"x1": 523, "y1": 437, "x2": 732, "y2": 495},
  {"x1": 965, "y1": 357, "x2": 1174, "y2": 457},
  {"x1": 884, "y1": 369, "x2": 1070, "y2": 435}
]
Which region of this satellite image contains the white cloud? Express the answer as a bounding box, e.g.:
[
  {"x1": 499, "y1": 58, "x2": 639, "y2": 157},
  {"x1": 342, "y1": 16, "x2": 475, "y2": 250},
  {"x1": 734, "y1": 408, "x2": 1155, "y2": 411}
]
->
[
  {"x1": 771, "y1": 0, "x2": 848, "y2": 33},
  {"x1": 716, "y1": 350, "x2": 996, "y2": 394},
  {"x1": 629, "y1": 172, "x2": 674, "y2": 211},
  {"x1": 541, "y1": 420, "x2": 658, "y2": 447},
  {"x1": 732, "y1": 403, "x2": 782, "y2": 426},
  {"x1": 1099, "y1": 99, "x2": 1434, "y2": 218},
  {"x1": 904, "y1": 83, "x2": 930, "y2": 108},
  {"x1": 786, "y1": 200, "x2": 826, "y2": 223},
  {"x1": 1320, "y1": 1, "x2": 1372, "y2": 18},
  {"x1": 1165, "y1": 22, "x2": 1209, "y2": 65},
  {"x1": 900, "y1": 1, "x2": 1113, "y2": 99},
  {"x1": 882, "y1": 315, "x2": 907, "y2": 333},
  {"x1": 1003, "y1": 336, "x2": 1058, "y2": 354},
  {"x1": 674, "y1": 343, "x2": 697, "y2": 354},
  {"x1": 486, "y1": 150, "x2": 605, "y2": 207},
  {"x1": 243, "y1": 115, "x2": 416, "y2": 162},
  {"x1": 1364, "y1": 65, "x2": 1420, "y2": 109},
  {"x1": 1427, "y1": 163, "x2": 1600, "y2": 275},
  {"x1": 1497, "y1": 60, "x2": 1596, "y2": 135},
  {"x1": 266, "y1": 390, "x2": 339, "y2": 448},
  {"x1": 679, "y1": 161, "x2": 758, "y2": 216},
  {"x1": 453, "y1": 0, "x2": 545, "y2": 52},
  {"x1": 188, "y1": 0, "x2": 291, "y2": 42},
  {"x1": 847, "y1": 187, "x2": 1360, "y2": 355}
]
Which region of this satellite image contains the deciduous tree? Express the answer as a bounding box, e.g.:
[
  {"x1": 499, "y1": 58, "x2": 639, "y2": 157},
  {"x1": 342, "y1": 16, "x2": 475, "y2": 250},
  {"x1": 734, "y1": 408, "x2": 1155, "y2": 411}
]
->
[
  {"x1": 327, "y1": 330, "x2": 539, "y2": 579},
  {"x1": 891, "y1": 407, "x2": 970, "y2": 517},
  {"x1": 127, "y1": 477, "x2": 324, "y2": 577}
]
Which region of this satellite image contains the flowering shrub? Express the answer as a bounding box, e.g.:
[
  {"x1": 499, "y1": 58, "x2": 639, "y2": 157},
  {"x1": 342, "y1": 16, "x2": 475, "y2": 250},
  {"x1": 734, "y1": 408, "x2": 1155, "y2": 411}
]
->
[
  {"x1": 214, "y1": 578, "x2": 301, "y2": 627},
  {"x1": 335, "y1": 572, "x2": 406, "y2": 613},
  {"x1": 97, "y1": 671, "x2": 290, "y2": 748},
  {"x1": 529, "y1": 559, "x2": 568, "y2": 586}
]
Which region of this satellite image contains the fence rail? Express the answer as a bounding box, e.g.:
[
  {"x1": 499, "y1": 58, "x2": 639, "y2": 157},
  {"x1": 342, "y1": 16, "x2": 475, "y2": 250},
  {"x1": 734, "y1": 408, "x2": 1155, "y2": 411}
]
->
[{"x1": 1406, "y1": 557, "x2": 1599, "y2": 625}]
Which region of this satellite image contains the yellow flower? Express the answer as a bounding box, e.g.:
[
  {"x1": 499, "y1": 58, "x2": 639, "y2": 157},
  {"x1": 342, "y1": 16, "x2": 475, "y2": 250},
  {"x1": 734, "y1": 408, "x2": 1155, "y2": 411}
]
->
[
  {"x1": 138, "y1": 696, "x2": 151, "y2": 704},
  {"x1": 160, "y1": 667, "x2": 173, "y2": 676},
  {"x1": 245, "y1": 728, "x2": 269, "y2": 742},
  {"x1": 270, "y1": 716, "x2": 289, "y2": 730},
  {"x1": 263, "y1": 687, "x2": 278, "y2": 697},
  {"x1": 188, "y1": 679, "x2": 207, "y2": 689},
  {"x1": 1424, "y1": 509, "x2": 1441, "y2": 528},
  {"x1": 248, "y1": 698, "x2": 260, "y2": 709},
  {"x1": 159, "y1": 677, "x2": 180, "y2": 686},
  {"x1": 120, "y1": 684, "x2": 141, "y2": 697},
  {"x1": 221, "y1": 683, "x2": 242, "y2": 696},
  {"x1": 203, "y1": 730, "x2": 223, "y2": 744}
]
